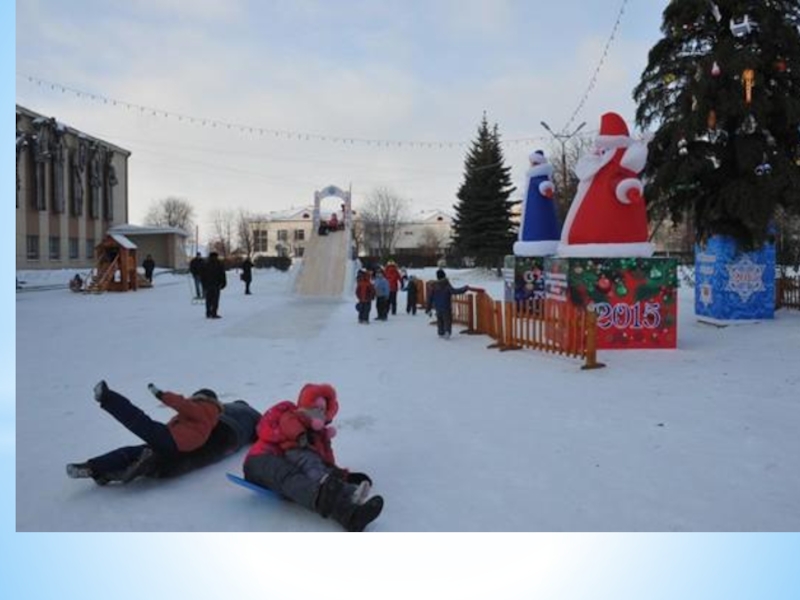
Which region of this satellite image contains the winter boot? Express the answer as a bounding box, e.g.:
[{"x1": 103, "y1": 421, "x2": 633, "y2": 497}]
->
[
  {"x1": 316, "y1": 475, "x2": 383, "y2": 532},
  {"x1": 66, "y1": 462, "x2": 93, "y2": 479},
  {"x1": 93, "y1": 380, "x2": 109, "y2": 403},
  {"x1": 346, "y1": 495, "x2": 384, "y2": 532}
]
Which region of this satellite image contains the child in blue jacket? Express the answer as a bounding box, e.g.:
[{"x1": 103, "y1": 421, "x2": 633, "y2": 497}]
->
[{"x1": 426, "y1": 269, "x2": 470, "y2": 338}]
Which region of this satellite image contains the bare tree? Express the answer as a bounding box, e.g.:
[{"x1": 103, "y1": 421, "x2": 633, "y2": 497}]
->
[
  {"x1": 210, "y1": 209, "x2": 236, "y2": 257},
  {"x1": 418, "y1": 226, "x2": 447, "y2": 256},
  {"x1": 359, "y1": 187, "x2": 409, "y2": 261},
  {"x1": 237, "y1": 209, "x2": 255, "y2": 258},
  {"x1": 546, "y1": 136, "x2": 594, "y2": 222},
  {"x1": 144, "y1": 196, "x2": 195, "y2": 231}
]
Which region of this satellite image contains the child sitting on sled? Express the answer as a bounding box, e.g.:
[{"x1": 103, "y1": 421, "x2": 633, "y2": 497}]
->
[{"x1": 242, "y1": 383, "x2": 383, "y2": 532}]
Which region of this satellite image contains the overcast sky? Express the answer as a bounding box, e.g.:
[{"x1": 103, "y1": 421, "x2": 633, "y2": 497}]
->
[{"x1": 16, "y1": 0, "x2": 664, "y2": 240}]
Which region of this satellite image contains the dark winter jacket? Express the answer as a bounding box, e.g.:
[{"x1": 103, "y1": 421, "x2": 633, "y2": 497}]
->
[
  {"x1": 201, "y1": 255, "x2": 227, "y2": 290},
  {"x1": 143, "y1": 257, "x2": 156, "y2": 275},
  {"x1": 160, "y1": 392, "x2": 224, "y2": 452},
  {"x1": 241, "y1": 259, "x2": 253, "y2": 283},
  {"x1": 189, "y1": 256, "x2": 204, "y2": 277},
  {"x1": 406, "y1": 278, "x2": 418, "y2": 301},
  {"x1": 426, "y1": 278, "x2": 469, "y2": 314}
]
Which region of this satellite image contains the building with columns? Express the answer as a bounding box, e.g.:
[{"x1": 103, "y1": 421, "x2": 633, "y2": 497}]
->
[{"x1": 16, "y1": 105, "x2": 130, "y2": 270}]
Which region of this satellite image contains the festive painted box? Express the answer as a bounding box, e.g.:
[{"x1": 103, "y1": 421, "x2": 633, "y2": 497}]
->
[
  {"x1": 503, "y1": 254, "x2": 547, "y2": 303},
  {"x1": 544, "y1": 256, "x2": 679, "y2": 349},
  {"x1": 694, "y1": 235, "x2": 775, "y2": 322}
]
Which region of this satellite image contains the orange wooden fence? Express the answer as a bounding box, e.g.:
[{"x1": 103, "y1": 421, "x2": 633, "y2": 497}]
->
[
  {"x1": 419, "y1": 281, "x2": 603, "y2": 369},
  {"x1": 776, "y1": 275, "x2": 800, "y2": 310}
]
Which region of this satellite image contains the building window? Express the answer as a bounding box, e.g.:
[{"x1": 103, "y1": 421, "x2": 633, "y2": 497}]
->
[
  {"x1": 277, "y1": 229, "x2": 288, "y2": 242},
  {"x1": 254, "y1": 230, "x2": 268, "y2": 253},
  {"x1": 294, "y1": 229, "x2": 305, "y2": 241},
  {"x1": 49, "y1": 236, "x2": 61, "y2": 260},
  {"x1": 86, "y1": 238, "x2": 95, "y2": 260},
  {"x1": 27, "y1": 235, "x2": 39, "y2": 260},
  {"x1": 69, "y1": 237, "x2": 79, "y2": 259},
  {"x1": 295, "y1": 246, "x2": 305, "y2": 258}
]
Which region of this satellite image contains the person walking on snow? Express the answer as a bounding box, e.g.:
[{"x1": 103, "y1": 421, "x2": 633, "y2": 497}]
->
[
  {"x1": 242, "y1": 383, "x2": 383, "y2": 532},
  {"x1": 426, "y1": 268, "x2": 470, "y2": 338},
  {"x1": 142, "y1": 254, "x2": 156, "y2": 283},
  {"x1": 355, "y1": 268, "x2": 375, "y2": 324},
  {"x1": 66, "y1": 381, "x2": 223, "y2": 485},
  {"x1": 189, "y1": 252, "x2": 205, "y2": 299},
  {"x1": 202, "y1": 251, "x2": 227, "y2": 318},
  {"x1": 373, "y1": 268, "x2": 390, "y2": 321},
  {"x1": 241, "y1": 256, "x2": 253, "y2": 295},
  {"x1": 383, "y1": 261, "x2": 402, "y2": 315},
  {"x1": 405, "y1": 275, "x2": 419, "y2": 315}
]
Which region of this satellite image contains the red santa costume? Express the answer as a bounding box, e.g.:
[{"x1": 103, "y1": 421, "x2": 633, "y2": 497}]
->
[{"x1": 557, "y1": 112, "x2": 654, "y2": 258}]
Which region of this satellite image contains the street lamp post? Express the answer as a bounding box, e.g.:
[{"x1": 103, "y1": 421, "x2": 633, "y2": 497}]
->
[{"x1": 540, "y1": 121, "x2": 587, "y2": 197}]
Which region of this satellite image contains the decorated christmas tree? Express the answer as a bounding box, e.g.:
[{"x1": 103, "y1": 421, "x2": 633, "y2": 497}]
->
[{"x1": 634, "y1": 0, "x2": 800, "y2": 249}]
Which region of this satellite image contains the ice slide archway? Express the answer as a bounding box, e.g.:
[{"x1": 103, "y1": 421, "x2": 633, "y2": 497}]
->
[{"x1": 313, "y1": 184, "x2": 352, "y2": 232}]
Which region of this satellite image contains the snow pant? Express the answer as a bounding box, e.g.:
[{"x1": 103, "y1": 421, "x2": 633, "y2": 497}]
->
[
  {"x1": 99, "y1": 389, "x2": 179, "y2": 456},
  {"x1": 145, "y1": 269, "x2": 154, "y2": 282},
  {"x1": 192, "y1": 275, "x2": 204, "y2": 298},
  {"x1": 243, "y1": 449, "x2": 332, "y2": 511},
  {"x1": 388, "y1": 291, "x2": 398, "y2": 315},
  {"x1": 436, "y1": 311, "x2": 453, "y2": 336},
  {"x1": 406, "y1": 291, "x2": 418, "y2": 314},
  {"x1": 205, "y1": 286, "x2": 221, "y2": 317},
  {"x1": 376, "y1": 297, "x2": 389, "y2": 320},
  {"x1": 152, "y1": 400, "x2": 260, "y2": 479},
  {"x1": 243, "y1": 279, "x2": 251, "y2": 294},
  {"x1": 357, "y1": 301, "x2": 372, "y2": 323},
  {"x1": 88, "y1": 444, "x2": 150, "y2": 476}
]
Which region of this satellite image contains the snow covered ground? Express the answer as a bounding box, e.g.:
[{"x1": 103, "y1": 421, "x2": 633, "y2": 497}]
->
[{"x1": 15, "y1": 264, "x2": 800, "y2": 531}]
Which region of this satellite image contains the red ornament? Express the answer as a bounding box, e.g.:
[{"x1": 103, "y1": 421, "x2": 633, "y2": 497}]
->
[
  {"x1": 597, "y1": 276, "x2": 611, "y2": 293},
  {"x1": 775, "y1": 59, "x2": 787, "y2": 73},
  {"x1": 711, "y1": 61, "x2": 721, "y2": 77}
]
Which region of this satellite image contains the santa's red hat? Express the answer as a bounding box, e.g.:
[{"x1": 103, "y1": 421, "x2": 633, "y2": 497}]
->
[{"x1": 595, "y1": 112, "x2": 634, "y2": 149}]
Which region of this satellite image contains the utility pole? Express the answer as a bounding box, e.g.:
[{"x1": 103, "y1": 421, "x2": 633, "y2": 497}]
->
[{"x1": 540, "y1": 121, "x2": 587, "y2": 195}]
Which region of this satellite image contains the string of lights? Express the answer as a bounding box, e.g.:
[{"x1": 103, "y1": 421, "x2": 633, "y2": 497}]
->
[
  {"x1": 18, "y1": 73, "x2": 559, "y2": 150},
  {"x1": 560, "y1": 0, "x2": 629, "y2": 134}
]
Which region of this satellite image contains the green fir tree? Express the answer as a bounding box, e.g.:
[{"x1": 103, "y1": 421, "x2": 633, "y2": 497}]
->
[
  {"x1": 452, "y1": 114, "x2": 517, "y2": 268},
  {"x1": 634, "y1": 0, "x2": 800, "y2": 248}
]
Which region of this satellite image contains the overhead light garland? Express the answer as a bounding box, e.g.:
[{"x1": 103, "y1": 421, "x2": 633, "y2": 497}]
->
[{"x1": 19, "y1": 73, "x2": 575, "y2": 149}]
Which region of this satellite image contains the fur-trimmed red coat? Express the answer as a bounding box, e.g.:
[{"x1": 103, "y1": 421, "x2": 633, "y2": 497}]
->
[{"x1": 246, "y1": 384, "x2": 339, "y2": 465}]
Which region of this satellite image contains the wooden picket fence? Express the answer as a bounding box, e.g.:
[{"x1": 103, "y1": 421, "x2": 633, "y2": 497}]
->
[
  {"x1": 776, "y1": 275, "x2": 800, "y2": 310},
  {"x1": 418, "y1": 281, "x2": 604, "y2": 369}
]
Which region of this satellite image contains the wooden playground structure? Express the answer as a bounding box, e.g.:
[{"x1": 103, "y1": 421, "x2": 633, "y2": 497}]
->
[{"x1": 79, "y1": 233, "x2": 152, "y2": 293}]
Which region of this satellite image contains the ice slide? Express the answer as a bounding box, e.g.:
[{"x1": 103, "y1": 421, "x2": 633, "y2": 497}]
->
[{"x1": 293, "y1": 230, "x2": 352, "y2": 297}]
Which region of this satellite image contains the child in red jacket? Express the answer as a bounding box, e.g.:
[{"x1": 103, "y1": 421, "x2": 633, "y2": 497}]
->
[
  {"x1": 66, "y1": 380, "x2": 223, "y2": 484},
  {"x1": 243, "y1": 383, "x2": 383, "y2": 532}
]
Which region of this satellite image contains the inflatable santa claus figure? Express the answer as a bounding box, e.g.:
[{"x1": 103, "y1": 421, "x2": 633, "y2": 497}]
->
[
  {"x1": 513, "y1": 150, "x2": 560, "y2": 257},
  {"x1": 557, "y1": 112, "x2": 654, "y2": 258}
]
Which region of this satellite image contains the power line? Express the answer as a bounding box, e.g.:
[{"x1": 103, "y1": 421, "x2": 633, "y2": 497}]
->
[
  {"x1": 560, "y1": 0, "x2": 629, "y2": 133},
  {"x1": 18, "y1": 73, "x2": 553, "y2": 150}
]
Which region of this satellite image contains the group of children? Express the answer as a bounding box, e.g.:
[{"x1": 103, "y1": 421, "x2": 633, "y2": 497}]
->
[
  {"x1": 355, "y1": 264, "x2": 472, "y2": 338},
  {"x1": 355, "y1": 261, "x2": 421, "y2": 324},
  {"x1": 66, "y1": 380, "x2": 383, "y2": 532}
]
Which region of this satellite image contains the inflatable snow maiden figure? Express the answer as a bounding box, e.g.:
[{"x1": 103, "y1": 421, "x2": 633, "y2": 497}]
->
[{"x1": 513, "y1": 150, "x2": 560, "y2": 256}]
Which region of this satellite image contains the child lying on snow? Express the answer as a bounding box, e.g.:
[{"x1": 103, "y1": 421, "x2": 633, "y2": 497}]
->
[
  {"x1": 66, "y1": 381, "x2": 259, "y2": 484},
  {"x1": 242, "y1": 383, "x2": 383, "y2": 532}
]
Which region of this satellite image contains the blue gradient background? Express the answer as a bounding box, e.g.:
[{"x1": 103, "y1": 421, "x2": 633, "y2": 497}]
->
[{"x1": 8, "y1": 3, "x2": 800, "y2": 597}]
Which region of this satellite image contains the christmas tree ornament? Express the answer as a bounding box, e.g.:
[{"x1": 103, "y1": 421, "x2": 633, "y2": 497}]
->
[
  {"x1": 711, "y1": 61, "x2": 721, "y2": 77},
  {"x1": 663, "y1": 73, "x2": 677, "y2": 84},
  {"x1": 730, "y1": 15, "x2": 757, "y2": 37},
  {"x1": 678, "y1": 137, "x2": 688, "y2": 156},
  {"x1": 615, "y1": 283, "x2": 628, "y2": 297},
  {"x1": 707, "y1": 0, "x2": 722, "y2": 23},
  {"x1": 707, "y1": 109, "x2": 717, "y2": 129},
  {"x1": 743, "y1": 68, "x2": 755, "y2": 104},
  {"x1": 739, "y1": 114, "x2": 758, "y2": 134},
  {"x1": 775, "y1": 59, "x2": 787, "y2": 73}
]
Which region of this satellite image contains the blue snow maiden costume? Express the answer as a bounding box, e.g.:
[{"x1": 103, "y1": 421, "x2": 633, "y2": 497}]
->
[{"x1": 513, "y1": 150, "x2": 561, "y2": 257}]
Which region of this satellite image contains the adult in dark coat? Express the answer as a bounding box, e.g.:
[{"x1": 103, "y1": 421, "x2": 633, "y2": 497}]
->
[
  {"x1": 426, "y1": 269, "x2": 471, "y2": 338},
  {"x1": 142, "y1": 254, "x2": 156, "y2": 283},
  {"x1": 241, "y1": 257, "x2": 253, "y2": 295},
  {"x1": 202, "y1": 251, "x2": 227, "y2": 318},
  {"x1": 189, "y1": 252, "x2": 205, "y2": 299}
]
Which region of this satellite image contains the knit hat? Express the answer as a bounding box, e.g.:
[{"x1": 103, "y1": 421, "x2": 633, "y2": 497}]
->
[
  {"x1": 436, "y1": 269, "x2": 446, "y2": 280},
  {"x1": 192, "y1": 388, "x2": 222, "y2": 412}
]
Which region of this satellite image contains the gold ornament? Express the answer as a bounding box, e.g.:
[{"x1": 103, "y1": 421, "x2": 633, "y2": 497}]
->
[{"x1": 743, "y1": 68, "x2": 755, "y2": 104}]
